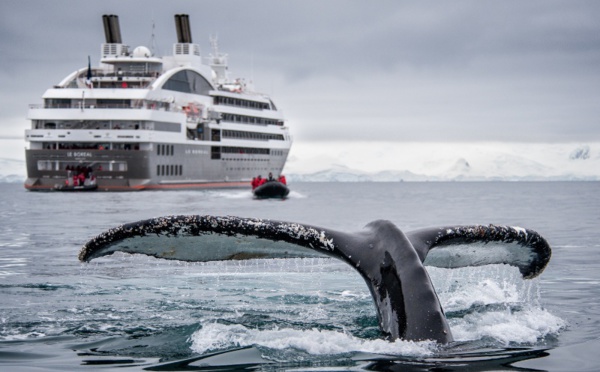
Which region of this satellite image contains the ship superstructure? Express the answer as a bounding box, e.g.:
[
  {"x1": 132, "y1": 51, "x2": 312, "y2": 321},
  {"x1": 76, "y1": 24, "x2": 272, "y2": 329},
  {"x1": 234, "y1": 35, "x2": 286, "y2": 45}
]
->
[{"x1": 25, "y1": 14, "x2": 291, "y2": 191}]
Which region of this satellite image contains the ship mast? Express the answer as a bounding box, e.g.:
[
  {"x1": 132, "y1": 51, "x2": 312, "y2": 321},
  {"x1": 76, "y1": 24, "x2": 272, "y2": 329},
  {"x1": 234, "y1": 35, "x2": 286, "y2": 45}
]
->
[{"x1": 209, "y1": 35, "x2": 229, "y2": 86}]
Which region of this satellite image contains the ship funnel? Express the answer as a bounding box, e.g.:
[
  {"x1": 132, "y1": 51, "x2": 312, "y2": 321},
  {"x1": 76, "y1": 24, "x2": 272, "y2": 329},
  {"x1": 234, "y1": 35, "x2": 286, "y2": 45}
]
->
[
  {"x1": 102, "y1": 14, "x2": 122, "y2": 44},
  {"x1": 174, "y1": 14, "x2": 193, "y2": 43}
]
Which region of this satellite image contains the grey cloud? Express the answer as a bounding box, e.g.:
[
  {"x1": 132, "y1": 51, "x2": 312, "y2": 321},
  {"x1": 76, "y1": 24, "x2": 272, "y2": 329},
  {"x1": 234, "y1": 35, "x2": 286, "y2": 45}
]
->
[{"x1": 1, "y1": 0, "x2": 599, "y2": 142}]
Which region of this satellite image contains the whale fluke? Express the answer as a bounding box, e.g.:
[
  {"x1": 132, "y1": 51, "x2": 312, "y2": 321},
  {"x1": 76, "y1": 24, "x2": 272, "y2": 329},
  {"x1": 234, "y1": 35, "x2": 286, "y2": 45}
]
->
[
  {"x1": 406, "y1": 225, "x2": 551, "y2": 279},
  {"x1": 79, "y1": 215, "x2": 551, "y2": 344}
]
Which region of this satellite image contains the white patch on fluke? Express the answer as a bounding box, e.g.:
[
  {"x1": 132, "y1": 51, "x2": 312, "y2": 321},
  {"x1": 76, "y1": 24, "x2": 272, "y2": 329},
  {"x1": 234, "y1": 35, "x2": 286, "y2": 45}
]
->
[{"x1": 511, "y1": 226, "x2": 528, "y2": 237}]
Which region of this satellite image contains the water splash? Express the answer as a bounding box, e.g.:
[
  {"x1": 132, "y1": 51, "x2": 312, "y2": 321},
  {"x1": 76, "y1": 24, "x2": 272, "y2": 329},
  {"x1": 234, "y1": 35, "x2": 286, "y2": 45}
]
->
[
  {"x1": 189, "y1": 322, "x2": 437, "y2": 356},
  {"x1": 430, "y1": 265, "x2": 566, "y2": 345}
]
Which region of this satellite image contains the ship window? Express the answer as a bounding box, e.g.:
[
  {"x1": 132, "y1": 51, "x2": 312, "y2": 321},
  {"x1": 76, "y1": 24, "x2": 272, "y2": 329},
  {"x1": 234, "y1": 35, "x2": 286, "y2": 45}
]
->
[
  {"x1": 37, "y1": 161, "x2": 56, "y2": 171},
  {"x1": 211, "y1": 146, "x2": 221, "y2": 160},
  {"x1": 157, "y1": 165, "x2": 160, "y2": 176},
  {"x1": 97, "y1": 99, "x2": 131, "y2": 108},
  {"x1": 163, "y1": 70, "x2": 213, "y2": 95},
  {"x1": 45, "y1": 98, "x2": 71, "y2": 108}
]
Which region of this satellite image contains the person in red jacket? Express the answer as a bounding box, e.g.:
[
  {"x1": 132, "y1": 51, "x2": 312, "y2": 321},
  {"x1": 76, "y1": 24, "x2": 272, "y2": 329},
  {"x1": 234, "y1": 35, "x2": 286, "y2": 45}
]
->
[
  {"x1": 278, "y1": 174, "x2": 287, "y2": 185},
  {"x1": 251, "y1": 177, "x2": 258, "y2": 190}
]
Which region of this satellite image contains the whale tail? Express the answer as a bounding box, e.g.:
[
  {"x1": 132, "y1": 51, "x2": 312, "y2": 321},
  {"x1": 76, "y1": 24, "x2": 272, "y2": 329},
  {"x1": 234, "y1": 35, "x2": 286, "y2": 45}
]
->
[{"x1": 79, "y1": 215, "x2": 551, "y2": 344}]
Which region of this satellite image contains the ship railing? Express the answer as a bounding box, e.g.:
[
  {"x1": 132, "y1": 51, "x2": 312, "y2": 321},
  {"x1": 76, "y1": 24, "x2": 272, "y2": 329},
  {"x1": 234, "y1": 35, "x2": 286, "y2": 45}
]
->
[
  {"x1": 79, "y1": 70, "x2": 160, "y2": 79},
  {"x1": 30, "y1": 103, "x2": 138, "y2": 110},
  {"x1": 33, "y1": 123, "x2": 145, "y2": 130}
]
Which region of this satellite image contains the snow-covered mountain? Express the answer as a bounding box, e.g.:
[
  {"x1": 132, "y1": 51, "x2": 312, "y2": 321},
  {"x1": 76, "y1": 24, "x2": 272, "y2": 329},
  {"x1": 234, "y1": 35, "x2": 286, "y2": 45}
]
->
[
  {"x1": 0, "y1": 158, "x2": 26, "y2": 183},
  {"x1": 284, "y1": 142, "x2": 600, "y2": 182}
]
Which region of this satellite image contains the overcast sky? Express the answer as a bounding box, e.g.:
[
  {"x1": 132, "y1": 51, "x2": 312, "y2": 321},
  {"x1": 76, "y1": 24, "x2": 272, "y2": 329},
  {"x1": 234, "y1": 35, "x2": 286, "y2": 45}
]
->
[{"x1": 1, "y1": 0, "x2": 599, "y2": 145}]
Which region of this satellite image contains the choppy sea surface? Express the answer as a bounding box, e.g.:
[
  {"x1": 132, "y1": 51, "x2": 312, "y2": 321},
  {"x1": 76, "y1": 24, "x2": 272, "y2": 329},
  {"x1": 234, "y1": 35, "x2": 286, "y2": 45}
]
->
[{"x1": 0, "y1": 181, "x2": 598, "y2": 371}]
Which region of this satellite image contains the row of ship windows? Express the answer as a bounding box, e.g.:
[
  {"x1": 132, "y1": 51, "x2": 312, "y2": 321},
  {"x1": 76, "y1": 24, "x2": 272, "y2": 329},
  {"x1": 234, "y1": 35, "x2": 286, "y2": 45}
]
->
[
  {"x1": 156, "y1": 164, "x2": 276, "y2": 176},
  {"x1": 222, "y1": 158, "x2": 270, "y2": 162},
  {"x1": 36, "y1": 161, "x2": 127, "y2": 172},
  {"x1": 215, "y1": 149, "x2": 285, "y2": 158},
  {"x1": 44, "y1": 95, "x2": 278, "y2": 117},
  {"x1": 158, "y1": 145, "x2": 284, "y2": 157},
  {"x1": 41, "y1": 142, "x2": 140, "y2": 150},
  {"x1": 157, "y1": 144, "x2": 175, "y2": 156},
  {"x1": 157, "y1": 164, "x2": 278, "y2": 176},
  {"x1": 34, "y1": 115, "x2": 282, "y2": 130},
  {"x1": 157, "y1": 164, "x2": 183, "y2": 177},
  {"x1": 213, "y1": 96, "x2": 273, "y2": 110},
  {"x1": 217, "y1": 146, "x2": 270, "y2": 155},
  {"x1": 220, "y1": 113, "x2": 283, "y2": 126},
  {"x1": 222, "y1": 130, "x2": 284, "y2": 141},
  {"x1": 33, "y1": 120, "x2": 180, "y2": 132}
]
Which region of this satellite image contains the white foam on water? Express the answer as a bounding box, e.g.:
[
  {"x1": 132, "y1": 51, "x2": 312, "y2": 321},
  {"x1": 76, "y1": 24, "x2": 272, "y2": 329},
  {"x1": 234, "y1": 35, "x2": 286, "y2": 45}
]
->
[
  {"x1": 206, "y1": 190, "x2": 254, "y2": 199},
  {"x1": 189, "y1": 323, "x2": 437, "y2": 356},
  {"x1": 287, "y1": 190, "x2": 307, "y2": 199},
  {"x1": 2, "y1": 331, "x2": 47, "y2": 341},
  {"x1": 186, "y1": 263, "x2": 565, "y2": 354},
  {"x1": 451, "y1": 307, "x2": 567, "y2": 345}
]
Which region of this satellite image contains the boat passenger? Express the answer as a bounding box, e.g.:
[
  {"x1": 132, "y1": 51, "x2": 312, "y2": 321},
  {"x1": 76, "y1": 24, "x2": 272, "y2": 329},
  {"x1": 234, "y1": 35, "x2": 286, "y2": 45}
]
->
[
  {"x1": 267, "y1": 172, "x2": 275, "y2": 182},
  {"x1": 278, "y1": 175, "x2": 287, "y2": 185},
  {"x1": 251, "y1": 177, "x2": 258, "y2": 190}
]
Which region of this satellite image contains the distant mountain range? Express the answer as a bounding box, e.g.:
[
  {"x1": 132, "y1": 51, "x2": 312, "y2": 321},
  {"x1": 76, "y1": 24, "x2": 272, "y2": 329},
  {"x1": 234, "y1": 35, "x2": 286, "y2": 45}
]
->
[{"x1": 284, "y1": 144, "x2": 600, "y2": 182}]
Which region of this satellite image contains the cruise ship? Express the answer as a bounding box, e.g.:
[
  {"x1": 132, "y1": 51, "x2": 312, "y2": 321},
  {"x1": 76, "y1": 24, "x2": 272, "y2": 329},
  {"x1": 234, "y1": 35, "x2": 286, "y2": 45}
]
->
[{"x1": 24, "y1": 14, "x2": 291, "y2": 191}]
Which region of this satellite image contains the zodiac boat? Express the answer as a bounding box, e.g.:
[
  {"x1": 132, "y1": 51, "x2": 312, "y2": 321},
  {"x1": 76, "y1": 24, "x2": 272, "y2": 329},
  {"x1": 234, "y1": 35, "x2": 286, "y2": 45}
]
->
[{"x1": 253, "y1": 181, "x2": 290, "y2": 199}]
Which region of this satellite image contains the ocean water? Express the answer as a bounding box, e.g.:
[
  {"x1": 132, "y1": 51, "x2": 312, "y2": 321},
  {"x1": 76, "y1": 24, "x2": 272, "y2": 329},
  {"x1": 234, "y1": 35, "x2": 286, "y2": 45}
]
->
[{"x1": 0, "y1": 181, "x2": 598, "y2": 371}]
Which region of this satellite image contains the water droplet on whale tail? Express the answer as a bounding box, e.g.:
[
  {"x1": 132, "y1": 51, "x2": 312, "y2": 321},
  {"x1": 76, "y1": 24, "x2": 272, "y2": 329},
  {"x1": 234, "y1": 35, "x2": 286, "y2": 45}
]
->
[{"x1": 79, "y1": 215, "x2": 551, "y2": 343}]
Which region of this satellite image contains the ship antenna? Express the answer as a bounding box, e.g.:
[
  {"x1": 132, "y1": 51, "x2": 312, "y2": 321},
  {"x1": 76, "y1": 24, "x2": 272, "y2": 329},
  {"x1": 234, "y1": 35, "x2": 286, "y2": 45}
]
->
[
  {"x1": 148, "y1": 17, "x2": 159, "y2": 56},
  {"x1": 210, "y1": 34, "x2": 219, "y2": 60}
]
